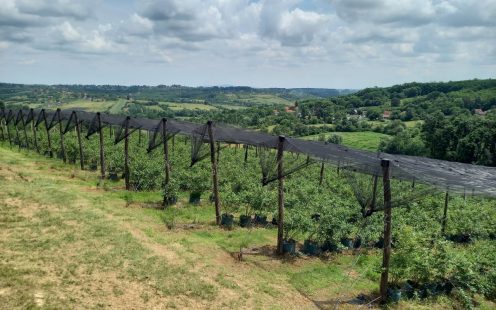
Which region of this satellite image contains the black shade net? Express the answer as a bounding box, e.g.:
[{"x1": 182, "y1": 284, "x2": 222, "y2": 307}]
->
[{"x1": 2, "y1": 108, "x2": 496, "y2": 197}]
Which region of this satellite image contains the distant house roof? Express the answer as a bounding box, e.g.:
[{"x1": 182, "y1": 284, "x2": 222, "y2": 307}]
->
[
  {"x1": 285, "y1": 106, "x2": 296, "y2": 113},
  {"x1": 475, "y1": 109, "x2": 486, "y2": 116},
  {"x1": 383, "y1": 110, "x2": 391, "y2": 119}
]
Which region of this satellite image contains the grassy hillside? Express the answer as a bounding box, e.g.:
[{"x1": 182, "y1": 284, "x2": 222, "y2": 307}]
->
[
  {"x1": 0, "y1": 146, "x2": 380, "y2": 309},
  {"x1": 1, "y1": 132, "x2": 495, "y2": 309}
]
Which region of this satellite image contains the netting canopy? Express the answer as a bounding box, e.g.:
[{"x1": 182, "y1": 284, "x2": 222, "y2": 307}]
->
[{"x1": 2, "y1": 108, "x2": 496, "y2": 197}]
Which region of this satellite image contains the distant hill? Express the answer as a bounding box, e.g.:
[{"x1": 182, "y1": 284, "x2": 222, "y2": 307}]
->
[{"x1": 0, "y1": 83, "x2": 356, "y2": 108}]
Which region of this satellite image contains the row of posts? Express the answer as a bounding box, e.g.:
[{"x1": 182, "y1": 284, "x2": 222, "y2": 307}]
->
[{"x1": 1, "y1": 109, "x2": 457, "y2": 303}]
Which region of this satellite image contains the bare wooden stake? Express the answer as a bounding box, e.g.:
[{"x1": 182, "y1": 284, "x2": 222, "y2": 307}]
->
[
  {"x1": 22, "y1": 117, "x2": 29, "y2": 149},
  {"x1": 74, "y1": 112, "x2": 84, "y2": 170},
  {"x1": 162, "y1": 119, "x2": 171, "y2": 207},
  {"x1": 276, "y1": 135, "x2": 285, "y2": 255},
  {"x1": 97, "y1": 112, "x2": 106, "y2": 180},
  {"x1": 15, "y1": 124, "x2": 21, "y2": 149},
  {"x1": 57, "y1": 109, "x2": 66, "y2": 163},
  {"x1": 207, "y1": 121, "x2": 221, "y2": 225},
  {"x1": 46, "y1": 120, "x2": 53, "y2": 157},
  {"x1": 441, "y1": 191, "x2": 449, "y2": 235},
  {"x1": 380, "y1": 159, "x2": 392, "y2": 303},
  {"x1": 319, "y1": 162, "x2": 325, "y2": 186},
  {"x1": 124, "y1": 117, "x2": 130, "y2": 190},
  {"x1": 244, "y1": 145, "x2": 248, "y2": 163},
  {"x1": 6, "y1": 121, "x2": 12, "y2": 146},
  {"x1": 31, "y1": 111, "x2": 39, "y2": 153}
]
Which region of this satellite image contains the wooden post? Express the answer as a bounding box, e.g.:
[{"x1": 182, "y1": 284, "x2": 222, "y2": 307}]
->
[
  {"x1": 207, "y1": 121, "x2": 221, "y2": 225},
  {"x1": 0, "y1": 121, "x2": 4, "y2": 141},
  {"x1": 162, "y1": 119, "x2": 171, "y2": 206},
  {"x1": 441, "y1": 191, "x2": 449, "y2": 235},
  {"x1": 380, "y1": 159, "x2": 392, "y2": 303},
  {"x1": 97, "y1": 112, "x2": 106, "y2": 180},
  {"x1": 57, "y1": 109, "x2": 66, "y2": 163},
  {"x1": 15, "y1": 123, "x2": 21, "y2": 149},
  {"x1": 22, "y1": 118, "x2": 29, "y2": 149},
  {"x1": 319, "y1": 162, "x2": 325, "y2": 186},
  {"x1": 276, "y1": 135, "x2": 285, "y2": 255},
  {"x1": 74, "y1": 112, "x2": 84, "y2": 170},
  {"x1": 124, "y1": 117, "x2": 130, "y2": 190},
  {"x1": 46, "y1": 119, "x2": 53, "y2": 157},
  {"x1": 216, "y1": 141, "x2": 220, "y2": 163},
  {"x1": 6, "y1": 120, "x2": 12, "y2": 146},
  {"x1": 32, "y1": 120, "x2": 39, "y2": 153},
  {"x1": 244, "y1": 145, "x2": 248, "y2": 163}
]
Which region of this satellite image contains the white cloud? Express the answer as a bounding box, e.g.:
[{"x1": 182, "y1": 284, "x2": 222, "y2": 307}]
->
[{"x1": 0, "y1": 0, "x2": 495, "y2": 87}]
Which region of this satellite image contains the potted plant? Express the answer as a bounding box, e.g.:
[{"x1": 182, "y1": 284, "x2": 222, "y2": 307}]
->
[
  {"x1": 163, "y1": 179, "x2": 179, "y2": 206},
  {"x1": 302, "y1": 214, "x2": 322, "y2": 256},
  {"x1": 221, "y1": 192, "x2": 239, "y2": 229},
  {"x1": 246, "y1": 185, "x2": 273, "y2": 226},
  {"x1": 282, "y1": 209, "x2": 307, "y2": 255}
]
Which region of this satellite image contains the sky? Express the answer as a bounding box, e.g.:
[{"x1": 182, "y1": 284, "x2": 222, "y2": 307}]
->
[{"x1": 0, "y1": 0, "x2": 495, "y2": 89}]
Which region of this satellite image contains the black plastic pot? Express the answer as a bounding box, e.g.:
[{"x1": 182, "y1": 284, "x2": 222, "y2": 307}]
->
[
  {"x1": 302, "y1": 240, "x2": 321, "y2": 256},
  {"x1": 221, "y1": 213, "x2": 234, "y2": 229},
  {"x1": 388, "y1": 288, "x2": 402, "y2": 302},
  {"x1": 108, "y1": 172, "x2": 119, "y2": 181},
  {"x1": 353, "y1": 237, "x2": 362, "y2": 249},
  {"x1": 402, "y1": 282, "x2": 415, "y2": 299},
  {"x1": 321, "y1": 240, "x2": 339, "y2": 252},
  {"x1": 271, "y1": 217, "x2": 278, "y2": 225},
  {"x1": 164, "y1": 196, "x2": 178, "y2": 206},
  {"x1": 340, "y1": 238, "x2": 354, "y2": 249},
  {"x1": 447, "y1": 233, "x2": 472, "y2": 243},
  {"x1": 282, "y1": 239, "x2": 296, "y2": 255},
  {"x1": 189, "y1": 192, "x2": 202, "y2": 204},
  {"x1": 239, "y1": 215, "x2": 252, "y2": 228},
  {"x1": 254, "y1": 214, "x2": 268, "y2": 225}
]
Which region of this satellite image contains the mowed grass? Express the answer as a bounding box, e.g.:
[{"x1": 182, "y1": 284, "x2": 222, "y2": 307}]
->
[
  {"x1": 162, "y1": 102, "x2": 217, "y2": 111},
  {"x1": 304, "y1": 131, "x2": 390, "y2": 152},
  {"x1": 0, "y1": 144, "x2": 384, "y2": 309}
]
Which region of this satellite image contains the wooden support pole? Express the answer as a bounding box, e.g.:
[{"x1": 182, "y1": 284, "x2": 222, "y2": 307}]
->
[
  {"x1": 32, "y1": 121, "x2": 39, "y2": 153},
  {"x1": 6, "y1": 121, "x2": 12, "y2": 146},
  {"x1": 74, "y1": 112, "x2": 84, "y2": 170},
  {"x1": 162, "y1": 119, "x2": 171, "y2": 206},
  {"x1": 46, "y1": 122, "x2": 53, "y2": 157},
  {"x1": 124, "y1": 117, "x2": 130, "y2": 190},
  {"x1": 207, "y1": 121, "x2": 221, "y2": 225},
  {"x1": 22, "y1": 119, "x2": 29, "y2": 149},
  {"x1": 57, "y1": 109, "x2": 66, "y2": 163},
  {"x1": 276, "y1": 135, "x2": 285, "y2": 255},
  {"x1": 97, "y1": 112, "x2": 106, "y2": 180},
  {"x1": 216, "y1": 141, "x2": 220, "y2": 163},
  {"x1": 319, "y1": 162, "x2": 325, "y2": 186},
  {"x1": 441, "y1": 191, "x2": 449, "y2": 235},
  {"x1": 244, "y1": 145, "x2": 248, "y2": 163},
  {"x1": 15, "y1": 124, "x2": 21, "y2": 149},
  {"x1": 380, "y1": 159, "x2": 392, "y2": 303},
  {"x1": 0, "y1": 121, "x2": 4, "y2": 141}
]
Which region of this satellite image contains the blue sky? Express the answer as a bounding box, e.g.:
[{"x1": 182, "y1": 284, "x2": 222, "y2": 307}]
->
[{"x1": 0, "y1": 0, "x2": 495, "y2": 88}]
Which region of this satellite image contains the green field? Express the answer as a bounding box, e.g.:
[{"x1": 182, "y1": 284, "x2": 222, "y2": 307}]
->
[{"x1": 304, "y1": 131, "x2": 390, "y2": 151}]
